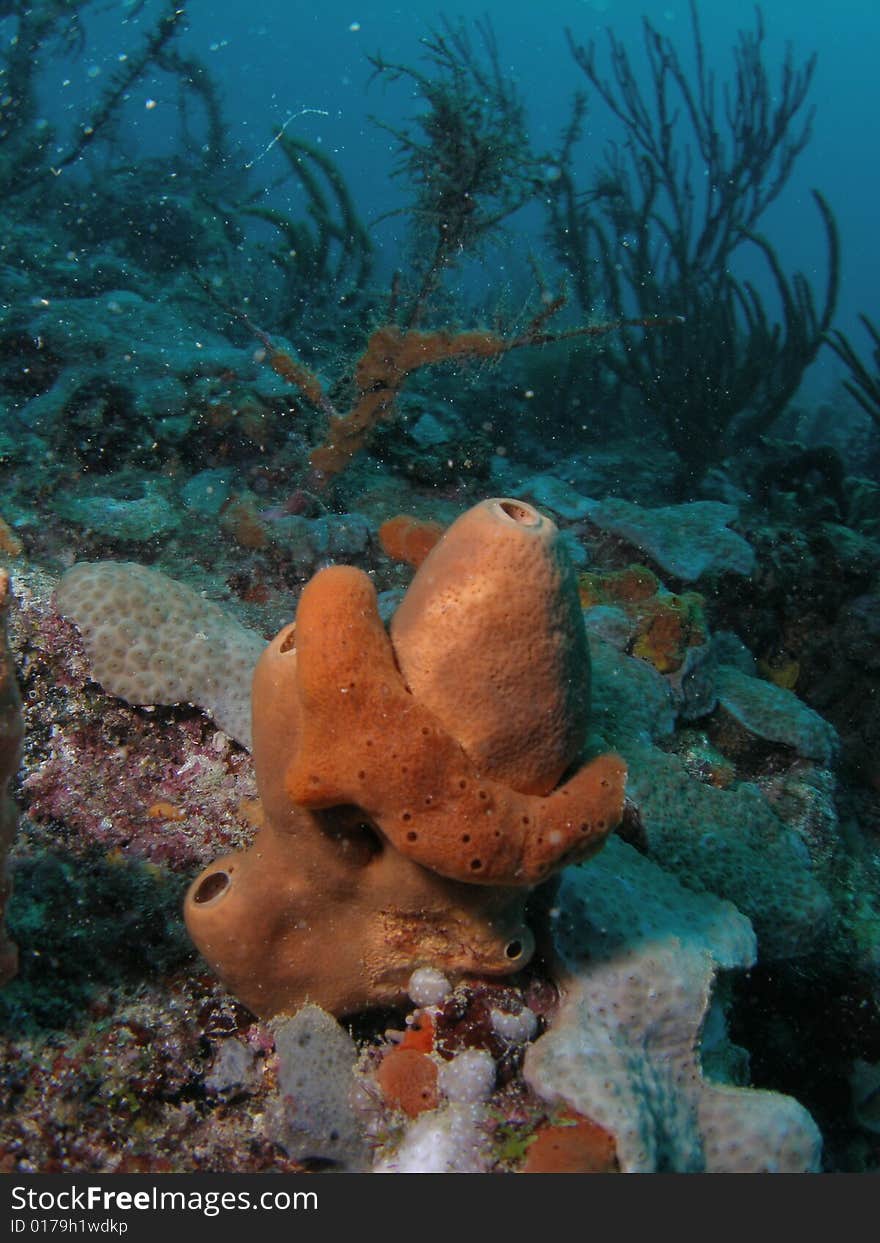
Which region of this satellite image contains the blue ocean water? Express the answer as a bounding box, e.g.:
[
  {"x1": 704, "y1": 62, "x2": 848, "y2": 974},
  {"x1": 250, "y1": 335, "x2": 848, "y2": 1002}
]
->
[{"x1": 39, "y1": 0, "x2": 879, "y2": 397}]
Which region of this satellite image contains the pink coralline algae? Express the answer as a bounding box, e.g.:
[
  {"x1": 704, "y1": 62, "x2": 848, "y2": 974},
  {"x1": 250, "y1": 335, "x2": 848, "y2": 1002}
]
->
[{"x1": 11, "y1": 567, "x2": 257, "y2": 872}]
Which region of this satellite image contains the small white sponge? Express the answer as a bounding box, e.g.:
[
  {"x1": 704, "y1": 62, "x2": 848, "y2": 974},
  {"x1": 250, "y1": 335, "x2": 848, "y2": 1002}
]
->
[{"x1": 438, "y1": 1049, "x2": 496, "y2": 1104}]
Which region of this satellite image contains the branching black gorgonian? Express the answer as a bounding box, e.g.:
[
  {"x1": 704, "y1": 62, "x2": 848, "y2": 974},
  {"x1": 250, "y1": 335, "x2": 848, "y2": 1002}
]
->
[
  {"x1": 368, "y1": 17, "x2": 544, "y2": 325},
  {"x1": 548, "y1": 1, "x2": 839, "y2": 493}
]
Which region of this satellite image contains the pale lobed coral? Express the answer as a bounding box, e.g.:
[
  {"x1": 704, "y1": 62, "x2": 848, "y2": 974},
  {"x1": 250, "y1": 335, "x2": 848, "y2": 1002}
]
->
[
  {"x1": 584, "y1": 498, "x2": 756, "y2": 582},
  {"x1": 714, "y1": 662, "x2": 839, "y2": 765},
  {"x1": 524, "y1": 836, "x2": 823, "y2": 1172},
  {"x1": 56, "y1": 561, "x2": 265, "y2": 750}
]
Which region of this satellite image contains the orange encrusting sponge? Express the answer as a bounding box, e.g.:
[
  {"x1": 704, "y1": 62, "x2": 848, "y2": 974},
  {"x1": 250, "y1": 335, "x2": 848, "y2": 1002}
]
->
[{"x1": 378, "y1": 514, "x2": 446, "y2": 568}]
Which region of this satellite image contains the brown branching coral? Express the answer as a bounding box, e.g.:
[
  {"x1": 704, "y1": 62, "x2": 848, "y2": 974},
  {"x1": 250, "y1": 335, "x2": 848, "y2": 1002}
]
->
[
  {"x1": 220, "y1": 17, "x2": 676, "y2": 484},
  {"x1": 256, "y1": 301, "x2": 674, "y2": 482},
  {"x1": 184, "y1": 499, "x2": 626, "y2": 1018}
]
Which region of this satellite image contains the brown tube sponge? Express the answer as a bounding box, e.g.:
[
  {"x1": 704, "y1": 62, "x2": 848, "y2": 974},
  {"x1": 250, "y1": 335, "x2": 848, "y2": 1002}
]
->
[
  {"x1": 184, "y1": 498, "x2": 626, "y2": 1018},
  {"x1": 286, "y1": 565, "x2": 621, "y2": 885},
  {"x1": 391, "y1": 498, "x2": 590, "y2": 795}
]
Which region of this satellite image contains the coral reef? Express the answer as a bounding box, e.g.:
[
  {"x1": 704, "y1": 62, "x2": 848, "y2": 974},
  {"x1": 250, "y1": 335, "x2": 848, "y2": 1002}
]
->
[
  {"x1": 712, "y1": 517, "x2": 880, "y2": 785},
  {"x1": 266, "y1": 309, "x2": 653, "y2": 485},
  {"x1": 714, "y1": 663, "x2": 839, "y2": 765},
  {"x1": 12, "y1": 565, "x2": 259, "y2": 879},
  {"x1": 5, "y1": 482, "x2": 877, "y2": 1171},
  {"x1": 370, "y1": 401, "x2": 494, "y2": 488},
  {"x1": 216, "y1": 19, "x2": 674, "y2": 489},
  {"x1": 577, "y1": 564, "x2": 707, "y2": 675},
  {"x1": 1, "y1": 0, "x2": 878, "y2": 1178},
  {"x1": 7, "y1": 292, "x2": 246, "y2": 445},
  {"x1": 588, "y1": 628, "x2": 834, "y2": 959},
  {"x1": 25, "y1": 461, "x2": 877, "y2": 1170}
]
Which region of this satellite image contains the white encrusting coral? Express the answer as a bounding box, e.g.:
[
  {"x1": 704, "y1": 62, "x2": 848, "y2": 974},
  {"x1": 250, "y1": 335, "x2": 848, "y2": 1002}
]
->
[
  {"x1": 56, "y1": 561, "x2": 265, "y2": 750},
  {"x1": 524, "y1": 837, "x2": 823, "y2": 1173}
]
